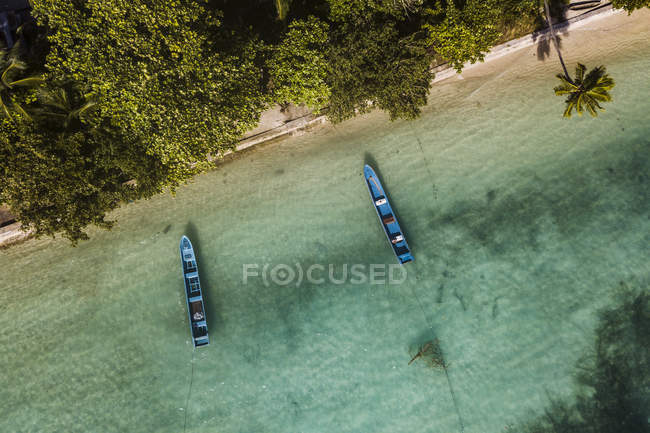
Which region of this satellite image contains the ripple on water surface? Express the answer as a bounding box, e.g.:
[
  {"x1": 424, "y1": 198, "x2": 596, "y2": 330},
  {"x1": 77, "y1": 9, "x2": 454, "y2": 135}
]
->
[{"x1": 1, "y1": 10, "x2": 649, "y2": 433}]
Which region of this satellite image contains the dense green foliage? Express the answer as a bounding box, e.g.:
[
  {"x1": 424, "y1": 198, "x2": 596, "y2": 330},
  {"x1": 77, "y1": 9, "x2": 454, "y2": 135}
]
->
[
  {"x1": 31, "y1": 0, "x2": 268, "y2": 164},
  {"x1": 612, "y1": 0, "x2": 650, "y2": 13},
  {"x1": 325, "y1": 1, "x2": 434, "y2": 121},
  {"x1": 1, "y1": 119, "x2": 142, "y2": 242},
  {"x1": 0, "y1": 45, "x2": 43, "y2": 120},
  {"x1": 0, "y1": 60, "x2": 175, "y2": 242},
  {"x1": 1, "y1": 0, "x2": 623, "y2": 241},
  {"x1": 2, "y1": 0, "x2": 270, "y2": 242},
  {"x1": 424, "y1": 0, "x2": 501, "y2": 72},
  {"x1": 266, "y1": 16, "x2": 330, "y2": 110},
  {"x1": 554, "y1": 64, "x2": 615, "y2": 118}
]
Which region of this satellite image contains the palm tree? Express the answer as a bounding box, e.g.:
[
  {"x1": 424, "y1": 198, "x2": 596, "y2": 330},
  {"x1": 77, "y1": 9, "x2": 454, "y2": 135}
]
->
[
  {"x1": 37, "y1": 83, "x2": 97, "y2": 129},
  {"x1": 274, "y1": 0, "x2": 291, "y2": 21},
  {"x1": 554, "y1": 63, "x2": 615, "y2": 117},
  {"x1": 0, "y1": 48, "x2": 44, "y2": 121},
  {"x1": 543, "y1": 0, "x2": 615, "y2": 117}
]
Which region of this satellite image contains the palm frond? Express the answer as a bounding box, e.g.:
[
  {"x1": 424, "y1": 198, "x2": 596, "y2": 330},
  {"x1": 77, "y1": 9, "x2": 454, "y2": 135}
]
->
[
  {"x1": 554, "y1": 83, "x2": 575, "y2": 95},
  {"x1": 72, "y1": 100, "x2": 97, "y2": 119},
  {"x1": 2, "y1": 104, "x2": 12, "y2": 119},
  {"x1": 274, "y1": 0, "x2": 291, "y2": 21},
  {"x1": 8, "y1": 76, "x2": 44, "y2": 88},
  {"x1": 59, "y1": 88, "x2": 69, "y2": 106},
  {"x1": 555, "y1": 63, "x2": 614, "y2": 119},
  {"x1": 1, "y1": 63, "x2": 18, "y2": 88},
  {"x1": 574, "y1": 63, "x2": 586, "y2": 83},
  {"x1": 575, "y1": 93, "x2": 585, "y2": 116},
  {"x1": 563, "y1": 100, "x2": 575, "y2": 118},
  {"x1": 597, "y1": 76, "x2": 615, "y2": 91},
  {"x1": 585, "y1": 99, "x2": 598, "y2": 117},
  {"x1": 0, "y1": 93, "x2": 12, "y2": 119},
  {"x1": 12, "y1": 101, "x2": 32, "y2": 121},
  {"x1": 584, "y1": 65, "x2": 605, "y2": 82},
  {"x1": 588, "y1": 90, "x2": 612, "y2": 103}
]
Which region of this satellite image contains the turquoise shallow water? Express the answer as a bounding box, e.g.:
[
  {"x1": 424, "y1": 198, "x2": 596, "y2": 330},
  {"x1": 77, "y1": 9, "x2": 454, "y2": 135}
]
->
[{"x1": 1, "y1": 12, "x2": 649, "y2": 433}]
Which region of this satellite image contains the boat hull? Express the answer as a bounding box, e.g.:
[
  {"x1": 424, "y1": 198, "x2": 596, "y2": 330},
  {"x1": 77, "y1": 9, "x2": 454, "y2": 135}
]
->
[
  {"x1": 180, "y1": 236, "x2": 209, "y2": 347},
  {"x1": 364, "y1": 165, "x2": 414, "y2": 265}
]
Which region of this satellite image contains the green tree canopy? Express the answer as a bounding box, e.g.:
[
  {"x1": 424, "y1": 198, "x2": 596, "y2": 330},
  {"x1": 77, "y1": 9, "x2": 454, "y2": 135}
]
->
[
  {"x1": 266, "y1": 16, "x2": 330, "y2": 110},
  {"x1": 1, "y1": 0, "x2": 619, "y2": 242},
  {"x1": 611, "y1": 0, "x2": 650, "y2": 13},
  {"x1": 0, "y1": 78, "x2": 182, "y2": 243},
  {"x1": 0, "y1": 44, "x2": 43, "y2": 121},
  {"x1": 325, "y1": 0, "x2": 435, "y2": 122},
  {"x1": 31, "y1": 0, "x2": 269, "y2": 165},
  {"x1": 424, "y1": 0, "x2": 502, "y2": 72}
]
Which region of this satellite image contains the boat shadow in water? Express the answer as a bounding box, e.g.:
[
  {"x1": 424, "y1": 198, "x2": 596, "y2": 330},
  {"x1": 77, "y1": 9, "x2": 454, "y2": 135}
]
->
[
  {"x1": 363, "y1": 153, "x2": 414, "y2": 256},
  {"x1": 184, "y1": 221, "x2": 222, "y2": 333}
]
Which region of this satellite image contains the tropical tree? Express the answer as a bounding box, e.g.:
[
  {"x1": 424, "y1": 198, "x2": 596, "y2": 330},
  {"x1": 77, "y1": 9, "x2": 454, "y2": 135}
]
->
[
  {"x1": 0, "y1": 101, "x2": 183, "y2": 243},
  {"x1": 266, "y1": 16, "x2": 330, "y2": 110},
  {"x1": 554, "y1": 63, "x2": 614, "y2": 117},
  {"x1": 4, "y1": 0, "x2": 631, "y2": 243},
  {"x1": 30, "y1": 0, "x2": 269, "y2": 167},
  {"x1": 275, "y1": 0, "x2": 292, "y2": 20},
  {"x1": 424, "y1": 0, "x2": 502, "y2": 72},
  {"x1": 611, "y1": 0, "x2": 650, "y2": 13},
  {"x1": 543, "y1": 0, "x2": 614, "y2": 117},
  {"x1": 325, "y1": 0, "x2": 435, "y2": 122},
  {"x1": 0, "y1": 46, "x2": 43, "y2": 121},
  {"x1": 36, "y1": 82, "x2": 97, "y2": 129}
]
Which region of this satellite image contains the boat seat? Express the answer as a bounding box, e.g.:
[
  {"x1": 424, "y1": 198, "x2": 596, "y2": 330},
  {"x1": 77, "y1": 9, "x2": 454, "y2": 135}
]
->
[
  {"x1": 382, "y1": 214, "x2": 396, "y2": 225},
  {"x1": 375, "y1": 198, "x2": 387, "y2": 206},
  {"x1": 195, "y1": 336, "x2": 209, "y2": 345},
  {"x1": 395, "y1": 245, "x2": 410, "y2": 256},
  {"x1": 391, "y1": 233, "x2": 404, "y2": 244}
]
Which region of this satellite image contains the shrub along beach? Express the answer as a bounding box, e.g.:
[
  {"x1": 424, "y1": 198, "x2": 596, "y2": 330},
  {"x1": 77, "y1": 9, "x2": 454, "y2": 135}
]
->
[{"x1": 0, "y1": 0, "x2": 648, "y2": 244}]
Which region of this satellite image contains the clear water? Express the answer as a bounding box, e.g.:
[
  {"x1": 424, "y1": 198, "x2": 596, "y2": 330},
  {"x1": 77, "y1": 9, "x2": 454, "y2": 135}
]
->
[{"x1": 1, "y1": 11, "x2": 649, "y2": 433}]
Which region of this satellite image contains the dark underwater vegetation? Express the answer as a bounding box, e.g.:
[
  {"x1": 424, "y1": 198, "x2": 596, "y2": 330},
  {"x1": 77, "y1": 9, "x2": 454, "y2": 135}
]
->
[{"x1": 516, "y1": 284, "x2": 649, "y2": 433}]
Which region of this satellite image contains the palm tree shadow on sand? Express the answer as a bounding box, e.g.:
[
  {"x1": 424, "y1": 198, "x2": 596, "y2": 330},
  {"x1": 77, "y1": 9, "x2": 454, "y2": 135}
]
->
[
  {"x1": 535, "y1": 32, "x2": 565, "y2": 61},
  {"x1": 533, "y1": 0, "x2": 569, "y2": 61},
  {"x1": 184, "y1": 221, "x2": 222, "y2": 332}
]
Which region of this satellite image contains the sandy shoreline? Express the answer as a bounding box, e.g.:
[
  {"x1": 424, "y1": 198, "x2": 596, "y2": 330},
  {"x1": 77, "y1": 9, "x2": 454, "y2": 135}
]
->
[{"x1": 1, "y1": 4, "x2": 648, "y2": 247}]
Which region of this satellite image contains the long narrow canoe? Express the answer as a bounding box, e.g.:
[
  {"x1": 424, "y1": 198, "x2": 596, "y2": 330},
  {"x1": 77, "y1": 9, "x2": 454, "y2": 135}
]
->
[
  {"x1": 364, "y1": 164, "x2": 414, "y2": 264},
  {"x1": 179, "y1": 236, "x2": 209, "y2": 347}
]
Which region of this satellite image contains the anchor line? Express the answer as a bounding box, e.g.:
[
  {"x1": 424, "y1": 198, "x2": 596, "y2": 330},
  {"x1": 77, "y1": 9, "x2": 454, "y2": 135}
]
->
[
  {"x1": 415, "y1": 137, "x2": 437, "y2": 200},
  {"x1": 183, "y1": 349, "x2": 195, "y2": 433},
  {"x1": 408, "y1": 283, "x2": 465, "y2": 433}
]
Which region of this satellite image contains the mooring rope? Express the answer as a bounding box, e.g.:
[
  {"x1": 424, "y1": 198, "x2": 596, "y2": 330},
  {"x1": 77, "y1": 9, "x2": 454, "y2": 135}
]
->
[
  {"x1": 415, "y1": 137, "x2": 438, "y2": 201},
  {"x1": 409, "y1": 283, "x2": 465, "y2": 433},
  {"x1": 183, "y1": 349, "x2": 196, "y2": 433}
]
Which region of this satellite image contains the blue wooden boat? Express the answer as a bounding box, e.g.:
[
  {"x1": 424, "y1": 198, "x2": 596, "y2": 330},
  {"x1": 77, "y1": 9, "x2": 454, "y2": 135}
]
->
[
  {"x1": 364, "y1": 164, "x2": 414, "y2": 264},
  {"x1": 180, "y1": 236, "x2": 209, "y2": 347}
]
